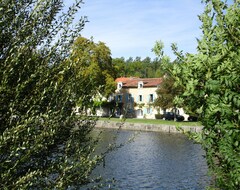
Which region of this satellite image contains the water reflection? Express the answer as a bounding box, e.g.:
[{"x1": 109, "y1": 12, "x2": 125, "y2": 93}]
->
[{"x1": 89, "y1": 129, "x2": 211, "y2": 189}]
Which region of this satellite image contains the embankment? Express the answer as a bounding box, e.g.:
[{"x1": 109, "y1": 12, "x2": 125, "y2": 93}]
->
[{"x1": 95, "y1": 120, "x2": 203, "y2": 133}]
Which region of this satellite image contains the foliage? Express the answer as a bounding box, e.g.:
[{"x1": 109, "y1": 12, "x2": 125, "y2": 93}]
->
[
  {"x1": 70, "y1": 36, "x2": 117, "y2": 98},
  {"x1": 171, "y1": 0, "x2": 240, "y2": 189},
  {"x1": 155, "y1": 114, "x2": 164, "y2": 119},
  {"x1": 136, "y1": 103, "x2": 145, "y2": 108},
  {"x1": 154, "y1": 75, "x2": 183, "y2": 110},
  {"x1": 0, "y1": 0, "x2": 103, "y2": 189},
  {"x1": 151, "y1": 41, "x2": 182, "y2": 111},
  {"x1": 152, "y1": 40, "x2": 164, "y2": 58},
  {"x1": 112, "y1": 56, "x2": 164, "y2": 78}
]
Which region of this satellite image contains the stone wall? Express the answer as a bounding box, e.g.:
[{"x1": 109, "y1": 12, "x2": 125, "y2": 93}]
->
[{"x1": 95, "y1": 120, "x2": 203, "y2": 133}]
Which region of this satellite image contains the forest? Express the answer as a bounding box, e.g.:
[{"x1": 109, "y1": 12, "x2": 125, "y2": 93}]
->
[{"x1": 113, "y1": 56, "x2": 166, "y2": 78}]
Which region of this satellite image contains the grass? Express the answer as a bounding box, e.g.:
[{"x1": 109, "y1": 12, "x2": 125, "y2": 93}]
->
[{"x1": 98, "y1": 117, "x2": 202, "y2": 127}]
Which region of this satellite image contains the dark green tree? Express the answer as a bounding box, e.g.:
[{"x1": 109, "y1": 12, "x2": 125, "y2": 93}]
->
[
  {"x1": 171, "y1": 0, "x2": 240, "y2": 189},
  {"x1": 112, "y1": 57, "x2": 127, "y2": 77},
  {"x1": 0, "y1": 1, "x2": 102, "y2": 189},
  {"x1": 113, "y1": 56, "x2": 164, "y2": 78},
  {"x1": 154, "y1": 75, "x2": 182, "y2": 111}
]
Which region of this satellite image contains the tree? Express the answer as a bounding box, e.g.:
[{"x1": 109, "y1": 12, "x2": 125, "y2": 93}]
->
[
  {"x1": 152, "y1": 40, "x2": 164, "y2": 58},
  {"x1": 154, "y1": 75, "x2": 182, "y2": 111},
  {"x1": 112, "y1": 57, "x2": 126, "y2": 77},
  {"x1": 152, "y1": 41, "x2": 181, "y2": 112},
  {"x1": 0, "y1": 1, "x2": 103, "y2": 189},
  {"x1": 171, "y1": 0, "x2": 240, "y2": 189},
  {"x1": 70, "y1": 36, "x2": 116, "y2": 98},
  {"x1": 112, "y1": 56, "x2": 164, "y2": 78}
]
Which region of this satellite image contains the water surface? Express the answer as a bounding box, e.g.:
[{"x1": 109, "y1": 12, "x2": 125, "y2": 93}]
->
[{"x1": 88, "y1": 129, "x2": 211, "y2": 189}]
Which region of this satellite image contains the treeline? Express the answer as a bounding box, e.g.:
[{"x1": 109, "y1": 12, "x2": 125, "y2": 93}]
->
[{"x1": 113, "y1": 56, "x2": 168, "y2": 78}]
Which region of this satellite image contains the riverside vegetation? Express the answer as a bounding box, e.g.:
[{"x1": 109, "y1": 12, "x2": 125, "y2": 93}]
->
[
  {"x1": 0, "y1": 0, "x2": 239, "y2": 189},
  {"x1": 167, "y1": 1, "x2": 240, "y2": 189},
  {"x1": 0, "y1": 0, "x2": 116, "y2": 188}
]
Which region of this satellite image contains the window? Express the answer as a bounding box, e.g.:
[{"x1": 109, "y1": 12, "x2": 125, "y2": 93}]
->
[
  {"x1": 137, "y1": 109, "x2": 143, "y2": 116},
  {"x1": 128, "y1": 94, "x2": 132, "y2": 102},
  {"x1": 147, "y1": 108, "x2": 150, "y2": 114},
  {"x1": 118, "y1": 82, "x2": 122, "y2": 89},
  {"x1": 138, "y1": 81, "x2": 143, "y2": 88},
  {"x1": 149, "y1": 94, "x2": 154, "y2": 102},
  {"x1": 116, "y1": 95, "x2": 122, "y2": 102},
  {"x1": 139, "y1": 95, "x2": 143, "y2": 102},
  {"x1": 147, "y1": 108, "x2": 153, "y2": 114}
]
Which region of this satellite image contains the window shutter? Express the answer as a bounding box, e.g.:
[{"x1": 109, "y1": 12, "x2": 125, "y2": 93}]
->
[
  {"x1": 125, "y1": 93, "x2": 128, "y2": 103},
  {"x1": 143, "y1": 108, "x2": 147, "y2": 114}
]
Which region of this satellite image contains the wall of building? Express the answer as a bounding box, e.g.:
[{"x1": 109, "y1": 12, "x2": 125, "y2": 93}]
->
[
  {"x1": 115, "y1": 86, "x2": 169, "y2": 119},
  {"x1": 114, "y1": 79, "x2": 190, "y2": 120},
  {"x1": 128, "y1": 87, "x2": 158, "y2": 119}
]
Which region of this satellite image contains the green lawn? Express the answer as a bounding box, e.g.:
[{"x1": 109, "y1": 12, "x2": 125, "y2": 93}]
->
[{"x1": 98, "y1": 117, "x2": 201, "y2": 126}]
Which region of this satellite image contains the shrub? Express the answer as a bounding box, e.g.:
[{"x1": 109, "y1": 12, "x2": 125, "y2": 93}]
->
[{"x1": 155, "y1": 114, "x2": 164, "y2": 119}]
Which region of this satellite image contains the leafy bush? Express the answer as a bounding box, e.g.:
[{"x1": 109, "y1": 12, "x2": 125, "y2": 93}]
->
[
  {"x1": 0, "y1": 1, "x2": 103, "y2": 189},
  {"x1": 155, "y1": 114, "x2": 164, "y2": 119},
  {"x1": 171, "y1": 0, "x2": 240, "y2": 189}
]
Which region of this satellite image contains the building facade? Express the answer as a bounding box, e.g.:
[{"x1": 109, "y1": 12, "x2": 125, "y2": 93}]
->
[
  {"x1": 114, "y1": 77, "x2": 190, "y2": 120},
  {"x1": 114, "y1": 77, "x2": 163, "y2": 119}
]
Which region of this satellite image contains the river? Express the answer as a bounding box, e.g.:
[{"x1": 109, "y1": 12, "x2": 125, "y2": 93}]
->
[{"x1": 85, "y1": 128, "x2": 211, "y2": 189}]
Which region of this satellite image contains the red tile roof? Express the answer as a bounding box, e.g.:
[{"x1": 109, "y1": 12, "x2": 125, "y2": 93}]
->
[{"x1": 116, "y1": 77, "x2": 162, "y2": 88}]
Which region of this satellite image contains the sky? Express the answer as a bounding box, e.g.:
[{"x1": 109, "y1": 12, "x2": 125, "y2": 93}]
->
[{"x1": 68, "y1": 0, "x2": 205, "y2": 60}]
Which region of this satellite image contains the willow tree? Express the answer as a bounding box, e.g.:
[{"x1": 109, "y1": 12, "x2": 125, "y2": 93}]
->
[
  {"x1": 0, "y1": 1, "x2": 102, "y2": 189},
  {"x1": 171, "y1": 0, "x2": 240, "y2": 189}
]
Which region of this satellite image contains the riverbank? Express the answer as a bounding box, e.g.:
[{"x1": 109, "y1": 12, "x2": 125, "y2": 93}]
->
[{"x1": 95, "y1": 119, "x2": 203, "y2": 133}]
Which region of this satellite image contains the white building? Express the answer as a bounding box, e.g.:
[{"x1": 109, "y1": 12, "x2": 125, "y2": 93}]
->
[{"x1": 114, "y1": 77, "x2": 189, "y2": 120}]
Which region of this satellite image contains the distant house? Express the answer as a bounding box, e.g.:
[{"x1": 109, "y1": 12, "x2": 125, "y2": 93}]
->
[
  {"x1": 90, "y1": 77, "x2": 189, "y2": 120},
  {"x1": 114, "y1": 77, "x2": 162, "y2": 119},
  {"x1": 114, "y1": 77, "x2": 189, "y2": 120}
]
